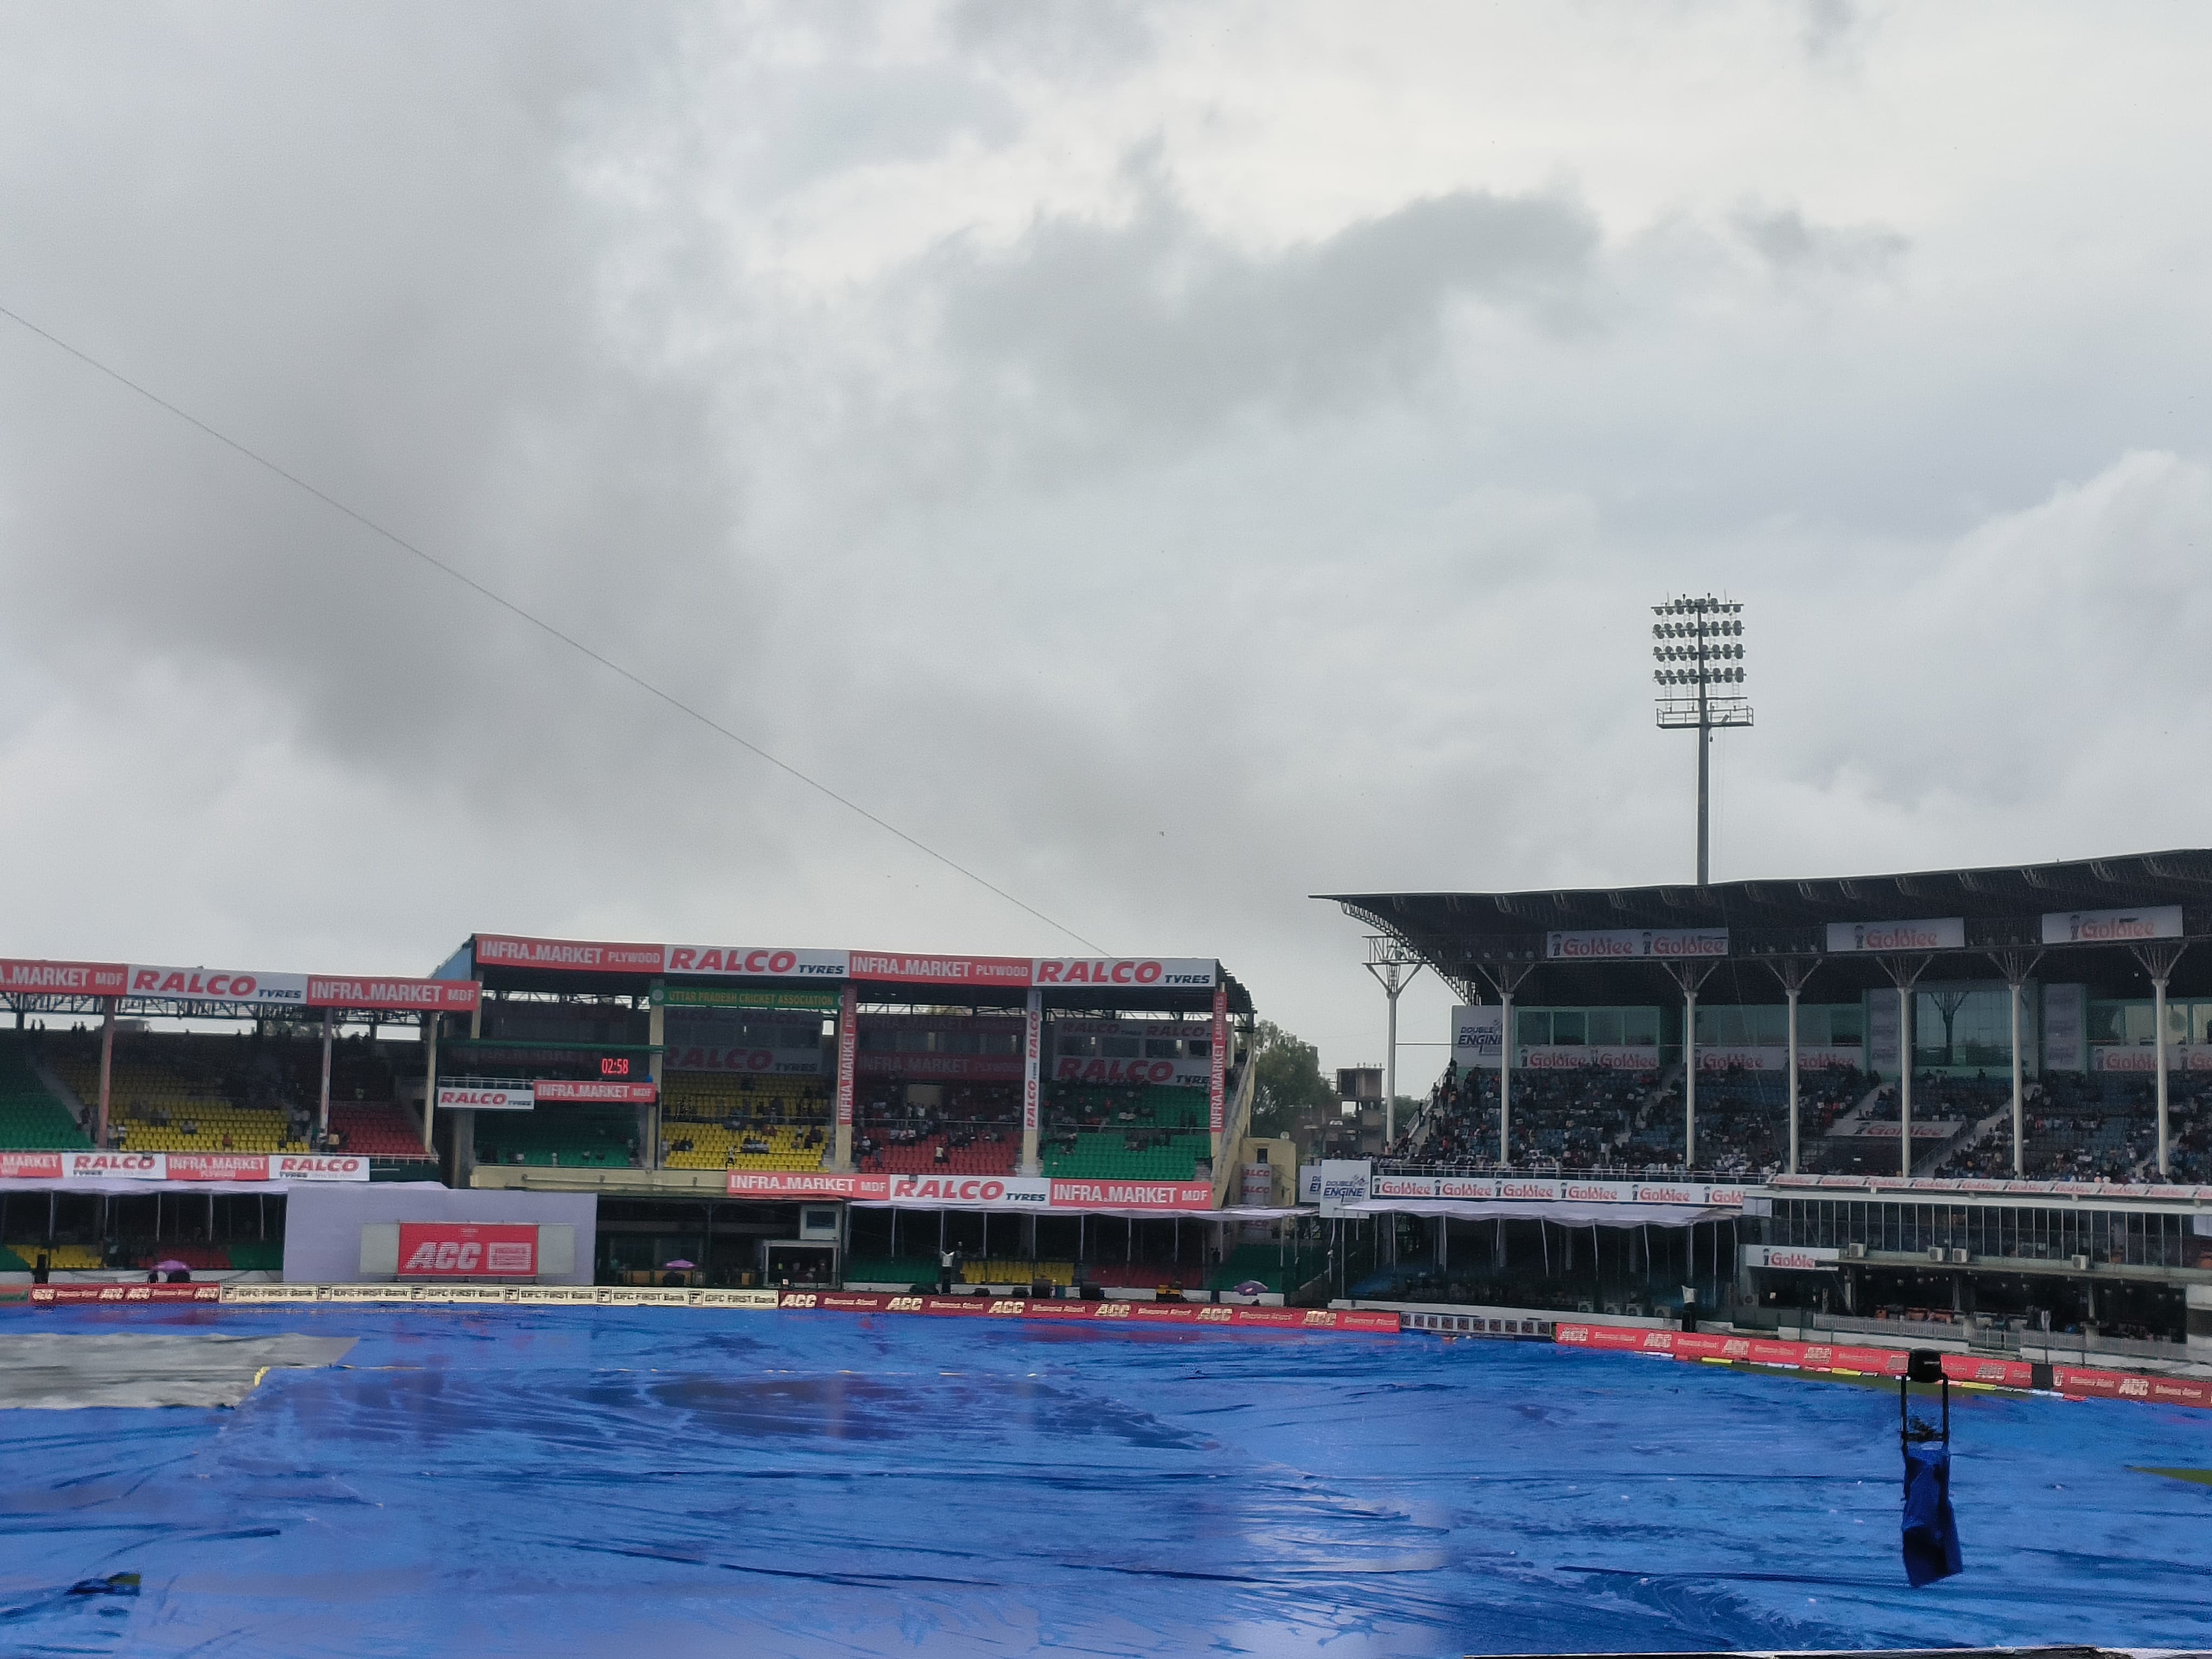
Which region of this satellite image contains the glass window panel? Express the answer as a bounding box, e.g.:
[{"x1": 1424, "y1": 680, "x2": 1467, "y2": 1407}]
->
[
  {"x1": 1551, "y1": 1011, "x2": 1586, "y2": 1046},
  {"x1": 1518, "y1": 1011, "x2": 1549, "y2": 1046}
]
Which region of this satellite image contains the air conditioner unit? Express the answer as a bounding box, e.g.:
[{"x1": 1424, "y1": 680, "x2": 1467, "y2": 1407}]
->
[
  {"x1": 1928, "y1": 1247, "x2": 1947, "y2": 1264},
  {"x1": 1948, "y1": 1248, "x2": 1970, "y2": 1265},
  {"x1": 1841, "y1": 1242, "x2": 1867, "y2": 1260},
  {"x1": 2071, "y1": 1253, "x2": 2092, "y2": 1271}
]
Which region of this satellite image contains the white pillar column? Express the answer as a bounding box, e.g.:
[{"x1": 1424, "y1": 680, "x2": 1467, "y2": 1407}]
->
[
  {"x1": 1020, "y1": 988, "x2": 1042, "y2": 1177},
  {"x1": 1683, "y1": 989, "x2": 1698, "y2": 1169},
  {"x1": 1384, "y1": 980, "x2": 1399, "y2": 1148},
  {"x1": 1498, "y1": 991, "x2": 1514, "y2": 1166},
  {"x1": 2155, "y1": 974, "x2": 2171, "y2": 1178},
  {"x1": 318, "y1": 1009, "x2": 335, "y2": 1142},
  {"x1": 96, "y1": 997, "x2": 116, "y2": 1148},
  {"x1": 1785, "y1": 984, "x2": 1800, "y2": 1176},
  {"x1": 422, "y1": 1014, "x2": 440, "y2": 1157},
  {"x1": 2009, "y1": 977, "x2": 2025, "y2": 1179},
  {"x1": 1898, "y1": 985, "x2": 1912, "y2": 1179}
]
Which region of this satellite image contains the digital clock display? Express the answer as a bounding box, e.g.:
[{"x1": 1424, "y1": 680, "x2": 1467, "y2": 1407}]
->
[{"x1": 600, "y1": 1056, "x2": 631, "y2": 1077}]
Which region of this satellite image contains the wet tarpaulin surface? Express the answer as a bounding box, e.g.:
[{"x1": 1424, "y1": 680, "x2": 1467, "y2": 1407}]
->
[
  {"x1": 0, "y1": 1333, "x2": 357, "y2": 1409},
  {"x1": 0, "y1": 1306, "x2": 2209, "y2": 1657}
]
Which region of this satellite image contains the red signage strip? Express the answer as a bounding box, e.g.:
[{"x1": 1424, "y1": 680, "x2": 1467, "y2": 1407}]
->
[
  {"x1": 2055, "y1": 1365, "x2": 2212, "y2": 1407},
  {"x1": 306, "y1": 976, "x2": 480, "y2": 1011},
  {"x1": 727, "y1": 1171, "x2": 891, "y2": 1200},
  {"x1": 1552, "y1": 1322, "x2": 2210, "y2": 1405},
  {"x1": 776, "y1": 1290, "x2": 1398, "y2": 1335},
  {"x1": 396, "y1": 1223, "x2": 538, "y2": 1278},
  {"x1": 532, "y1": 1080, "x2": 657, "y2": 1104},
  {"x1": 847, "y1": 953, "x2": 1033, "y2": 987},
  {"x1": 29, "y1": 1284, "x2": 221, "y2": 1305},
  {"x1": 475, "y1": 935, "x2": 666, "y2": 973},
  {"x1": 0, "y1": 959, "x2": 128, "y2": 996}
]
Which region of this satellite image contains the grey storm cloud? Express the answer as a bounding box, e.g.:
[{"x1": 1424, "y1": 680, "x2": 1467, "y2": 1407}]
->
[
  {"x1": 935, "y1": 178, "x2": 1601, "y2": 433},
  {"x1": 2, "y1": 2, "x2": 2211, "y2": 1067}
]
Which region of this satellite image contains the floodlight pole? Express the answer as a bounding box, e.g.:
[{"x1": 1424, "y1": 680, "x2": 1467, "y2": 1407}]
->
[
  {"x1": 1364, "y1": 938, "x2": 1426, "y2": 1148},
  {"x1": 1652, "y1": 595, "x2": 1750, "y2": 887},
  {"x1": 1696, "y1": 651, "x2": 1710, "y2": 887}
]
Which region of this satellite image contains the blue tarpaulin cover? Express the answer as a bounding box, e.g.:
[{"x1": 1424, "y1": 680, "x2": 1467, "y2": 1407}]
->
[
  {"x1": 2, "y1": 1304, "x2": 2209, "y2": 1657},
  {"x1": 1901, "y1": 1439, "x2": 1964, "y2": 1587}
]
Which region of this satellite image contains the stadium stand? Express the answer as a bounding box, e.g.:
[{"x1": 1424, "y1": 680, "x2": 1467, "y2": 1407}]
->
[
  {"x1": 1038, "y1": 1083, "x2": 1210, "y2": 1181},
  {"x1": 474, "y1": 1107, "x2": 636, "y2": 1169},
  {"x1": 854, "y1": 1083, "x2": 1020, "y2": 1176},
  {"x1": 660, "y1": 1075, "x2": 831, "y2": 1171},
  {"x1": 0, "y1": 1035, "x2": 92, "y2": 1149}
]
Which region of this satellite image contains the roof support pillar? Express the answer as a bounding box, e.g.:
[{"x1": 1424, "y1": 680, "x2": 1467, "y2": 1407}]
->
[
  {"x1": 96, "y1": 997, "x2": 115, "y2": 1150},
  {"x1": 1987, "y1": 950, "x2": 2042, "y2": 1180},
  {"x1": 1657, "y1": 959, "x2": 1720, "y2": 1171},
  {"x1": 1363, "y1": 942, "x2": 1425, "y2": 1150},
  {"x1": 1761, "y1": 957, "x2": 1819, "y2": 1177},
  {"x1": 1472, "y1": 959, "x2": 1537, "y2": 1168},
  {"x1": 2127, "y1": 941, "x2": 2187, "y2": 1178},
  {"x1": 1873, "y1": 954, "x2": 1931, "y2": 1178}
]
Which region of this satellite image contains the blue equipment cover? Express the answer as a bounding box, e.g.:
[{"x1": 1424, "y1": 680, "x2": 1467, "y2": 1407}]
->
[
  {"x1": 1901, "y1": 1439, "x2": 1964, "y2": 1587},
  {"x1": 1, "y1": 1305, "x2": 2209, "y2": 1657}
]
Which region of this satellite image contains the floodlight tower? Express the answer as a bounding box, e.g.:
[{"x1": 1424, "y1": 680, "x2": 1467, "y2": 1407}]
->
[
  {"x1": 1652, "y1": 595, "x2": 1752, "y2": 886},
  {"x1": 1363, "y1": 935, "x2": 1425, "y2": 1148}
]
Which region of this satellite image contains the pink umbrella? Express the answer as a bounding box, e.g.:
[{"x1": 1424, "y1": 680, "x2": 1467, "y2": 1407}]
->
[
  {"x1": 662, "y1": 1259, "x2": 695, "y2": 1270},
  {"x1": 155, "y1": 1259, "x2": 190, "y2": 1272}
]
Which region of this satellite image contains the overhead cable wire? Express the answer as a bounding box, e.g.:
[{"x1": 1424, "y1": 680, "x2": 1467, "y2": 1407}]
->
[{"x1": 0, "y1": 300, "x2": 1108, "y2": 954}]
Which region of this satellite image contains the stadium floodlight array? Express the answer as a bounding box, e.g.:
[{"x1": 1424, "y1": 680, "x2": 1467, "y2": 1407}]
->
[{"x1": 1651, "y1": 595, "x2": 1752, "y2": 886}]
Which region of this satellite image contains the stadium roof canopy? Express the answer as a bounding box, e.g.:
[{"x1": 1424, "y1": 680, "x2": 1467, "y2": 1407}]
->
[
  {"x1": 449, "y1": 934, "x2": 1253, "y2": 1017},
  {"x1": 1323, "y1": 849, "x2": 2212, "y2": 1000}
]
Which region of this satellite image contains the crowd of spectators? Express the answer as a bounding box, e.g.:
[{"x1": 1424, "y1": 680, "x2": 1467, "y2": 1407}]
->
[{"x1": 1390, "y1": 1060, "x2": 1870, "y2": 1179}]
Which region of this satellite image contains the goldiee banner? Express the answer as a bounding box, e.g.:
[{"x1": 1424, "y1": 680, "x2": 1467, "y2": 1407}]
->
[
  {"x1": 1545, "y1": 928, "x2": 1727, "y2": 962},
  {"x1": 2090, "y1": 1044, "x2": 2212, "y2": 1074},
  {"x1": 1694, "y1": 1045, "x2": 1864, "y2": 1072},
  {"x1": 1357, "y1": 1171, "x2": 1748, "y2": 1209},
  {"x1": 1824, "y1": 918, "x2": 1966, "y2": 953},
  {"x1": 775, "y1": 1289, "x2": 1397, "y2": 1335},
  {"x1": 2041, "y1": 906, "x2": 2184, "y2": 947}
]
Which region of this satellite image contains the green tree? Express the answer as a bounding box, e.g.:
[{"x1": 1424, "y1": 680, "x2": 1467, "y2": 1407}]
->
[{"x1": 1248, "y1": 1020, "x2": 1338, "y2": 1139}]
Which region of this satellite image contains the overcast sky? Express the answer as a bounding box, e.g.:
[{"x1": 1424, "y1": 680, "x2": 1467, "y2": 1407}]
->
[{"x1": 3, "y1": 2, "x2": 2209, "y2": 1079}]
